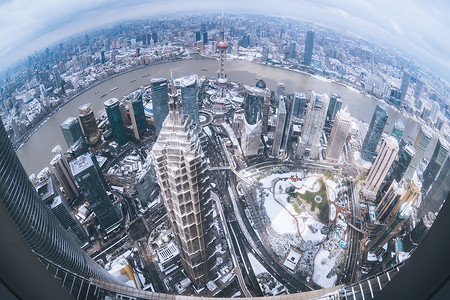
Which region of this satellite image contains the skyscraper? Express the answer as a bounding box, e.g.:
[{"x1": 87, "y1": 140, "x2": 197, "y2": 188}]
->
[
  {"x1": 78, "y1": 103, "x2": 100, "y2": 147},
  {"x1": 50, "y1": 148, "x2": 79, "y2": 202},
  {"x1": 360, "y1": 104, "x2": 388, "y2": 162},
  {"x1": 35, "y1": 177, "x2": 89, "y2": 247},
  {"x1": 404, "y1": 127, "x2": 432, "y2": 181},
  {"x1": 422, "y1": 138, "x2": 449, "y2": 192},
  {"x1": 60, "y1": 117, "x2": 83, "y2": 148},
  {"x1": 292, "y1": 92, "x2": 307, "y2": 118},
  {"x1": 298, "y1": 92, "x2": 328, "y2": 159},
  {"x1": 104, "y1": 98, "x2": 127, "y2": 146},
  {"x1": 288, "y1": 41, "x2": 296, "y2": 59},
  {"x1": 241, "y1": 85, "x2": 265, "y2": 156},
  {"x1": 276, "y1": 82, "x2": 285, "y2": 106},
  {"x1": 368, "y1": 202, "x2": 412, "y2": 254},
  {"x1": 402, "y1": 212, "x2": 435, "y2": 252},
  {"x1": 420, "y1": 156, "x2": 450, "y2": 216},
  {"x1": 151, "y1": 78, "x2": 170, "y2": 135},
  {"x1": 151, "y1": 85, "x2": 209, "y2": 287},
  {"x1": 272, "y1": 98, "x2": 287, "y2": 157},
  {"x1": 325, "y1": 106, "x2": 351, "y2": 161},
  {"x1": 326, "y1": 94, "x2": 342, "y2": 121},
  {"x1": 70, "y1": 153, "x2": 121, "y2": 234},
  {"x1": 400, "y1": 71, "x2": 410, "y2": 101},
  {"x1": 376, "y1": 178, "x2": 421, "y2": 223},
  {"x1": 363, "y1": 136, "x2": 399, "y2": 200},
  {"x1": 128, "y1": 93, "x2": 147, "y2": 140},
  {"x1": 391, "y1": 119, "x2": 404, "y2": 142},
  {"x1": 0, "y1": 119, "x2": 115, "y2": 282},
  {"x1": 414, "y1": 79, "x2": 424, "y2": 100},
  {"x1": 390, "y1": 145, "x2": 415, "y2": 183},
  {"x1": 176, "y1": 75, "x2": 199, "y2": 124},
  {"x1": 303, "y1": 30, "x2": 314, "y2": 65},
  {"x1": 256, "y1": 79, "x2": 271, "y2": 133}
]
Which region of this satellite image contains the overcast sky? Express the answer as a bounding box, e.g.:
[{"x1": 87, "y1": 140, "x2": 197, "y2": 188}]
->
[{"x1": 0, "y1": 0, "x2": 449, "y2": 80}]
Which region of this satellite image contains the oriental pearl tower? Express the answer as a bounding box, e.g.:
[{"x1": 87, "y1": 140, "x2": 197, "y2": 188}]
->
[{"x1": 217, "y1": 13, "x2": 228, "y2": 98}]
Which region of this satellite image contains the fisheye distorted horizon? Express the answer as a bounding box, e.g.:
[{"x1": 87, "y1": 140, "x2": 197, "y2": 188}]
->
[{"x1": 0, "y1": 0, "x2": 450, "y2": 80}]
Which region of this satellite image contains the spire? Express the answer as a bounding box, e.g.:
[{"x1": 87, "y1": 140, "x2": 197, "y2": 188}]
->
[{"x1": 167, "y1": 81, "x2": 183, "y2": 125}]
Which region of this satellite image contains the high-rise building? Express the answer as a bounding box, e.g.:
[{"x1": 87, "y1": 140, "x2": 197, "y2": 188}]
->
[
  {"x1": 35, "y1": 177, "x2": 89, "y2": 247},
  {"x1": 391, "y1": 119, "x2": 404, "y2": 142},
  {"x1": 430, "y1": 101, "x2": 439, "y2": 123},
  {"x1": 414, "y1": 79, "x2": 424, "y2": 100},
  {"x1": 326, "y1": 94, "x2": 342, "y2": 121},
  {"x1": 402, "y1": 212, "x2": 435, "y2": 252},
  {"x1": 361, "y1": 104, "x2": 388, "y2": 162},
  {"x1": 292, "y1": 92, "x2": 307, "y2": 118},
  {"x1": 241, "y1": 85, "x2": 265, "y2": 157},
  {"x1": 376, "y1": 178, "x2": 421, "y2": 223},
  {"x1": 272, "y1": 98, "x2": 287, "y2": 156},
  {"x1": 151, "y1": 85, "x2": 210, "y2": 287},
  {"x1": 303, "y1": 30, "x2": 314, "y2": 65},
  {"x1": 288, "y1": 41, "x2": 296, "y2": 59},
  {"x1": 151, "y1": 78, "x2": 170, "y2": 135},
  {"x1": 255, "y1": 79, "x2": 271, "y2": 133},
  {"x1": 0, "y1": 120, "x2": 115, "y2": 282},
  {"x1": 50, "y1": 148, "x2": 79, "y2": 202},
  {"x1": 104, "y1": 98, "x2": 127, "y2": 146},
  {"x1": 60, "y1": 117, "x2": 83, "y2": 148},
  {"x1": 176, "y1": 75, "x2": 199, "y2": 123},
  {"x1": 363, "y1": 136, "x2": 399, "y2": 200},
  {"x1": 420, "y1": 156, "x2": 450, "y2": 216},
  {"x1": 70, "y1": 153, "x2": 121, "y2": 234},
  {"x1": 422, "y1": 138, "x2": 449, "y2": 192},
  {"x1": 325, "y1": 106, "x2": 351, "y2": 161},
  {"x1": 368, "y1": 202, "x2": 412, "y2": 254},
  {"x1": 128, "y1": 93, "x2": 147, "y2": 140},
  {"x1": 390, "y1": 145, "x2": 415, "y2": 183},
  {"x1": 404, "y1": 127, "x2": 432, "y2": 181},
  {"x1": 261, "y1": 46, "x2": 269, "y2": 61},
  {"x1": 78, "y1": 103, "x2": 100, "y2": 147},
  {"x1": 276, "y1": 82, "x2": 285, "y2": 106},
  {"x1": 298, "y1": 92, "x2": 328, "y2": 158},
  {"x1": 400, "y1": 71, "x2": 410, "y2": 101},
  {"x1": 202, "y1": 32, "x2": 208, "y2": 45}
]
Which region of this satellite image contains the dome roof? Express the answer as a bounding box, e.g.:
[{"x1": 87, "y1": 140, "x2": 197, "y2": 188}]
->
[{"x1": 256, "y1": 79, "x2": 266, "y2": 89}]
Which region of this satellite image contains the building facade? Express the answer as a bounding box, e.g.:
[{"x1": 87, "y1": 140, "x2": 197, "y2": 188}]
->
[
  {"x1": 325, "y1": 106, "x2": 351, "y2": 161},
  {"x1": 272, "y1": 98, "x2": 287, "y2": 157},
  {"x1": 363, "y1": 136, "x2": 399, "y2": 200},
  {"x1": 70, "y1": 153, "x2": 121, "y2": 234},
  {"x1": 403, "y1": 127, "x2": 432, "y2": 181},
  {"x1": 0, "y1": 120, "x2": 115, "y2": 282},
  {"x1": 303, "y1": 30, "x2": 314, "y2": 65},
  {"x1": 151, "y1": 78, "x2": 170, "y2": 135},
  {"x1": 128, "y1": 93, "x2": 147, "y2": 140},
  {"x1": 104, "y1": 98, "x2": 127, "y2": 146},
  {"x1": 422, "y1": 138, "x2": 449, "y2": 192},
  {"x1": 298, "y1": 92, "x2": 328, "y2": 159},
  {"x1": 241, "y1": 85, "x2": 265, "y2": 157},
  {"x1": 78, "y1": 103, "x2": 100, "y2": 147},
  {"x1": 360, "y1": 104, "x2": 388, "y2": 162},
  {"x1": 151, "y1": 86, "x2": 210, "y2": 287},
  {"x1": 60, "y1": 117, "x2": 84, "y2": 148}
]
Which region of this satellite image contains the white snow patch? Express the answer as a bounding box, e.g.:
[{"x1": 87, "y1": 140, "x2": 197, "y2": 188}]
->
[{"x1": 312, "y1": 248, "x2": 340, "y2": 288}]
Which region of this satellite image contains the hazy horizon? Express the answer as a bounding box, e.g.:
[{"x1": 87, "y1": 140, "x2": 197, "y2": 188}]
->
[{"x1": 0, "y1": 0, "x2": 449, "y2": 81}]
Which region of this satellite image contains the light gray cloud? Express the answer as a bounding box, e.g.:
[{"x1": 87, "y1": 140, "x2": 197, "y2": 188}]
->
[{"x1": 0, "y1": 0, "x2": 449, "y2": 79}]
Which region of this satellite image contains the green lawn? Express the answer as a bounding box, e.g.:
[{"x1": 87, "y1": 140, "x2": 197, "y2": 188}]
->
[{"x1": 289, "y1": 179, "x2": 329, "y2": 224}]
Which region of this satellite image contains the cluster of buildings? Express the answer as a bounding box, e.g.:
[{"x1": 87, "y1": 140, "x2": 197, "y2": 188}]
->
[{"x1": 0, "y1": 12, "x2": 449, "y2": 298}]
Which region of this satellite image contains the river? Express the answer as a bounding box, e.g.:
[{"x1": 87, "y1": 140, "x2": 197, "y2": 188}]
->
[{"x1": 17, "y1": 55, "x2": 429, "y2": 175}]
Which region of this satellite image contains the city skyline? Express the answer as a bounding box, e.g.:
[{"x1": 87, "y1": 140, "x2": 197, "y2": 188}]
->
[
  {"x1": 0, "y1": 7, "x2": 449, "y2": 299},
  {"x1": 0, "y1": 1, "x2": 450, "y2": 81}
]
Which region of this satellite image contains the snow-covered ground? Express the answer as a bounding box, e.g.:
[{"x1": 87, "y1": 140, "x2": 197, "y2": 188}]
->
[
  {"x1": 248, "y1": 253, "x2": 287, "y2": 296},
  {"x1": 259, "y1": 172, "x2": 331, "y2": 242},
  {"x1": 312, "y1": 247, "x2": 341, "y2": 288}
]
